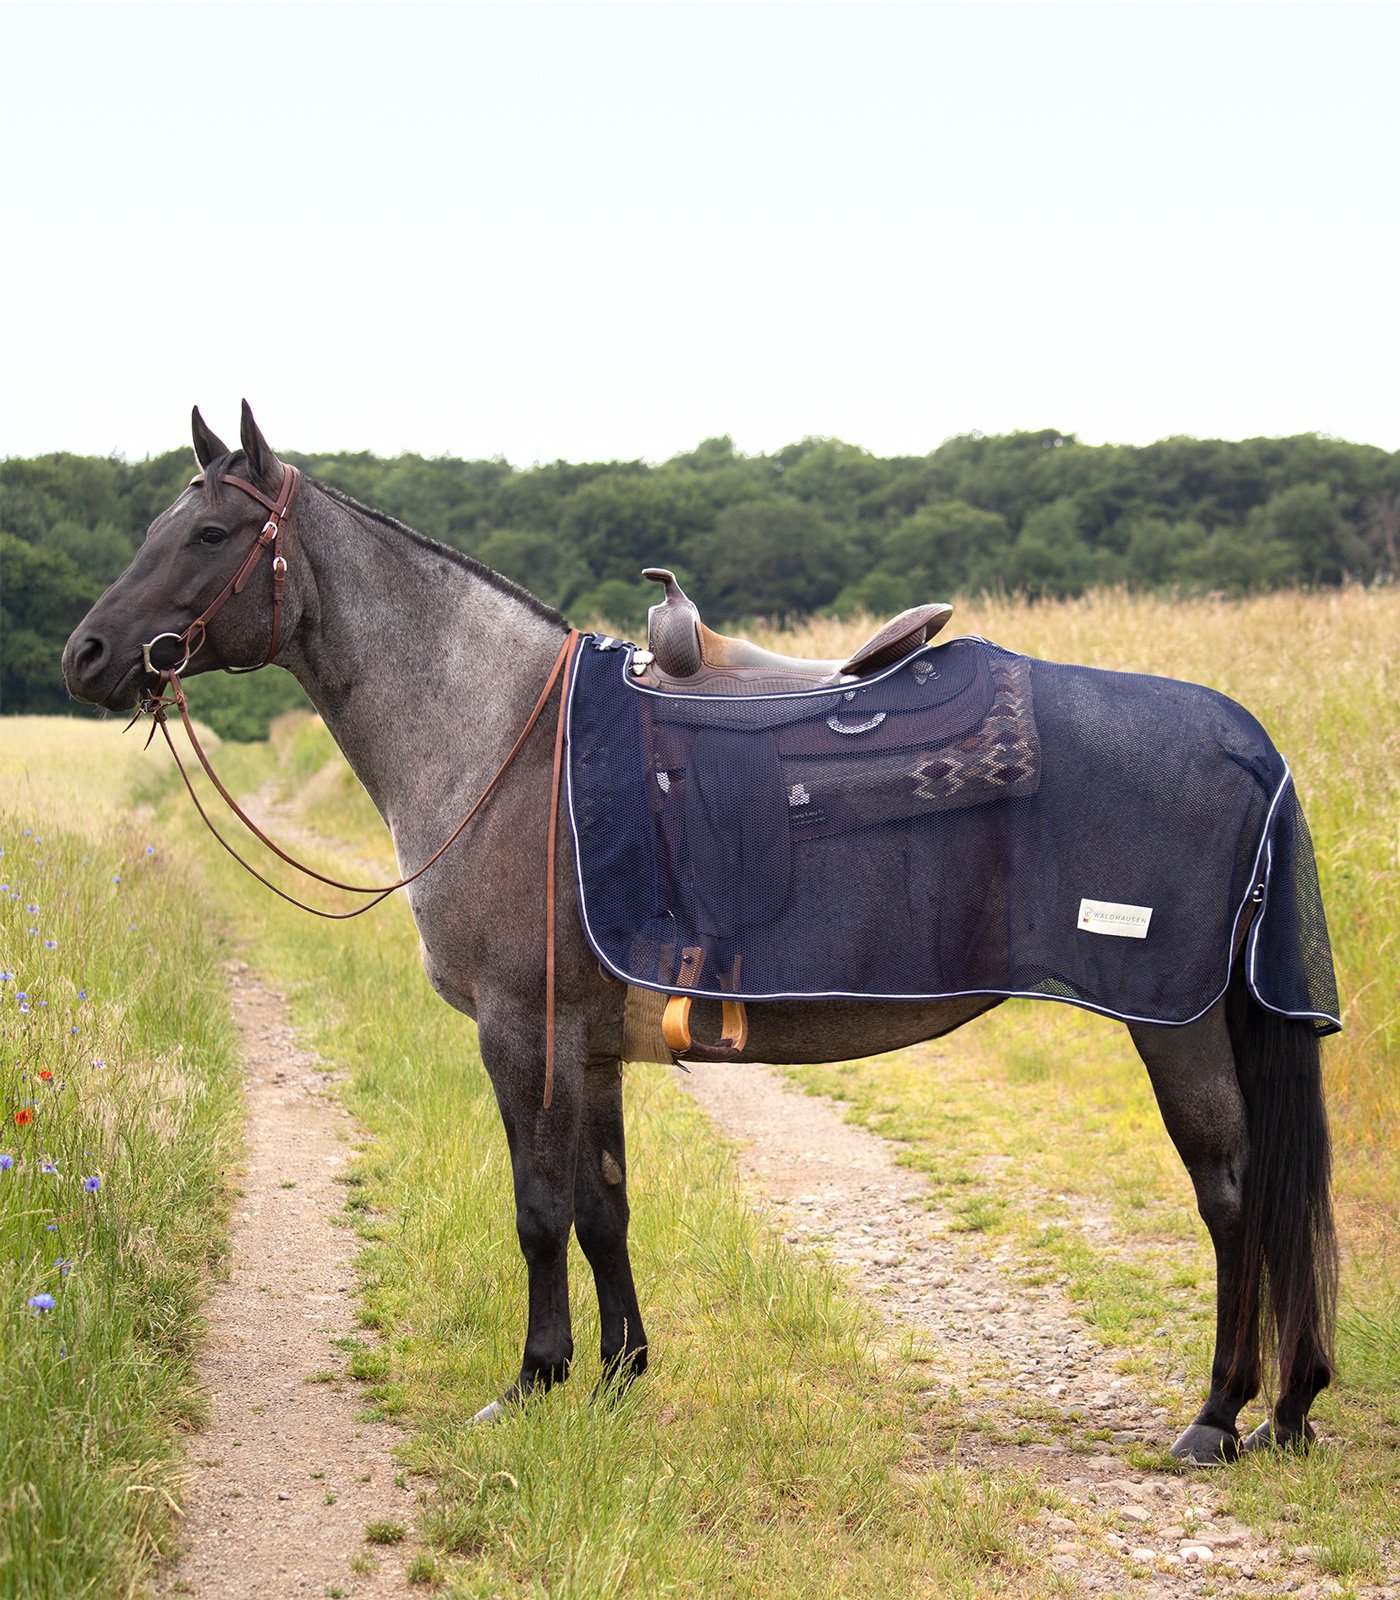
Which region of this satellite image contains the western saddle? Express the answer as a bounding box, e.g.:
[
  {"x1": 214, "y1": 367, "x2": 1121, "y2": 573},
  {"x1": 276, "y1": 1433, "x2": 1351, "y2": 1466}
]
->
[{"x1": 628, "y1": 568, "x2": 953, "y2": 1061}]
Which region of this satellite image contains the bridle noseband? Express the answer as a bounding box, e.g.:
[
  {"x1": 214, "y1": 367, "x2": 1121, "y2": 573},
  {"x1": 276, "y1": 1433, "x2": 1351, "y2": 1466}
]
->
[{"x1": 141, "y1": 461, "x2": 301, "y2": 682}]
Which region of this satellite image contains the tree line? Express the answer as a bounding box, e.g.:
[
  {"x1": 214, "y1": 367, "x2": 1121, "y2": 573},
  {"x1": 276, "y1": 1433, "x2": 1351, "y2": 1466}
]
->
[{"x1": 4, "y1": 428, "x2": 1397, "y2": 735}]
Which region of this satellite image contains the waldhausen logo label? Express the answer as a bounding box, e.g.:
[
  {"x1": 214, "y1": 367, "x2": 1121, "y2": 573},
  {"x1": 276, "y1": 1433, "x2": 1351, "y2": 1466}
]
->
[{"x1": 1077, "y1": 898, "x2": 1153, "y2": 938}]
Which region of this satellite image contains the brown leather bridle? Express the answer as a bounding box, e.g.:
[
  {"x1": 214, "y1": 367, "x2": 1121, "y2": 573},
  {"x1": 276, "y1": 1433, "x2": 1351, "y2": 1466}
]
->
[
  {"x1": 136, "y1": 461, "x2": 580, "y2": 1107},
  {"x1": 141, "y1": 462, "x2": 301, "y2": 679}
]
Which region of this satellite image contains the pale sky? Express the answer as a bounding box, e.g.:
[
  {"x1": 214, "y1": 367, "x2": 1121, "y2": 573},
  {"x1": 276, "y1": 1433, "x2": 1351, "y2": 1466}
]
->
[{"x1": 3, "y1": 3, "x2": 1398, "y2": 465}]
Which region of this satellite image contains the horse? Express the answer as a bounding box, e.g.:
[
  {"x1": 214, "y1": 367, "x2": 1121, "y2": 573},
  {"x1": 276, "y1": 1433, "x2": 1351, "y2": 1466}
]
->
[{"x1": 61, "y1": 402, "x2": 1338, "y2": 1462}]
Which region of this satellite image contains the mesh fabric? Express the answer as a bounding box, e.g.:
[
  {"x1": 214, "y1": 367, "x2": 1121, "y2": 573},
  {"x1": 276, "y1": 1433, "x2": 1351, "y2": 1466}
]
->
[{"x1": 566, "y1": 635, "x2": 1340, "y2": 1034}]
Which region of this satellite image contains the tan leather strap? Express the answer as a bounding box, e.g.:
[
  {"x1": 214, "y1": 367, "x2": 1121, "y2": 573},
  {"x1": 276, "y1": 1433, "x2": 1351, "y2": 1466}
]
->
[{"x1": 543, "y1": 629, "x2": 581, "y2": 1108}]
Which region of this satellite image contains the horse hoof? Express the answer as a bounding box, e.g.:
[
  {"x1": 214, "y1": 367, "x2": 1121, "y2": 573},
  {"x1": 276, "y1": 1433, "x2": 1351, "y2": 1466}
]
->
[
  {"x1": 1242, "y1": 1419, "x2": 1317, "y2": 1454},
  {"x1": 1170, "y1": 1424, "x2": 1240, "y2": 1464},
  {"x1": 469, "y1": 1397, "x2": 508, "y2": 1426}
]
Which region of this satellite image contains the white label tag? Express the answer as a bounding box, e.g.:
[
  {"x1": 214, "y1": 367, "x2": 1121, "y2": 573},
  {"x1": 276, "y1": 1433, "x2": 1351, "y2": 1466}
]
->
[{"x1": 1077, "y1": 898, "x2": 1153, "y2": 938}]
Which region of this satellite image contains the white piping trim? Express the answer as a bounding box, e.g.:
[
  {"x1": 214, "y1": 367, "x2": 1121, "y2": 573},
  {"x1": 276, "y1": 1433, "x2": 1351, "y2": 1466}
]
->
[{"x1": 564, "y1": 636, "x2": 1341, "y2": 1033}]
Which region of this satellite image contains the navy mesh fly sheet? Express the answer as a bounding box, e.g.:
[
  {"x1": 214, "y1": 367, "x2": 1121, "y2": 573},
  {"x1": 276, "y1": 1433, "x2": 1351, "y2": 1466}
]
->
[{"x1": 565, "y1": 634, "x2": 1340, "y2": 1033}]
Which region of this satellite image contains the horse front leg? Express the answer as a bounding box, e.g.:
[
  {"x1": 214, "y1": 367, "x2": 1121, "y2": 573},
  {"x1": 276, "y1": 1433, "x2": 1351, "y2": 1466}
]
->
[
  {"x1": 475, "y1": 1011, "x2": 582, "y2": 1419},
  {"x1": 574, "y1": 1058, "x2": 648, "y2": 1388},
  {"x1": 1129, "y1": 1004, "x2": 1259, "y2": 1463}
]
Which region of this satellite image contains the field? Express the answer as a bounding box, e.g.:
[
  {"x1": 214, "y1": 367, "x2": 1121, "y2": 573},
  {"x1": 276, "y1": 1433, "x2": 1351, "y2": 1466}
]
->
[{"x1": 0, "y1": 586, "x2": 1396, "y2": 1597}]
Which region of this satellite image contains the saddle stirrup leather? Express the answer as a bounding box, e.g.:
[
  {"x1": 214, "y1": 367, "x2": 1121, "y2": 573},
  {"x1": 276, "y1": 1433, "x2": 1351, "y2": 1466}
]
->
[{"x1": 661, "y1": 949, "x2": 749, "y2": 1059}]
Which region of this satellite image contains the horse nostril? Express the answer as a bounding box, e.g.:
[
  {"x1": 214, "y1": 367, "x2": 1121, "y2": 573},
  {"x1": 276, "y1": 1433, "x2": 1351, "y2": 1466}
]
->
[{"x1": 74, "y1": 634, "x2": 108, "y2": 680}]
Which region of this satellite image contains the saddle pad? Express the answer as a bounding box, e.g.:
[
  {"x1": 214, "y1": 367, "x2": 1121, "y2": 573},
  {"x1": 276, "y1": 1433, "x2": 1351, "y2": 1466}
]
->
[{"x1": 565, "y1": 634, "x2": 1340, "y2": 1033}]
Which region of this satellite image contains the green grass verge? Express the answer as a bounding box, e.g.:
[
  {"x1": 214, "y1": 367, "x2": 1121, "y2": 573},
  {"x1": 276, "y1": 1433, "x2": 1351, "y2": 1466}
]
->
[{"x1": 0, "y1": 761, "x2": 242, "y2": 1597}]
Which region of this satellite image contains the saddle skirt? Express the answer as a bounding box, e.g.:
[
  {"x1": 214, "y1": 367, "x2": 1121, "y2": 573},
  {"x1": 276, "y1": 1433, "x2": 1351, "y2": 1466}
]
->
[{"x1": 565, "y1": 633, "x2": 1340, "y2": 1035}]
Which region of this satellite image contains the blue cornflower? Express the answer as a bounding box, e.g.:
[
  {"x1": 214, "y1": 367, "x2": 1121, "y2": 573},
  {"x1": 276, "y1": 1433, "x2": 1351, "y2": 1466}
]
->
[
  {"x1": 71, "y1": 1026, "x2": 79, "y2": 1035},
  {"x1": 22, "y1": 829, "x2": 31, "y2": 836},
  {"x1": 26, "y1": 904, "x2": 38, "y2": 914},
  {"x1": 16, "y1": 992, "x2": 27, "y2": 1002},
  {"x1": 77, "y1": 988, "x2": 86, "y2": 1000},
  {"x1": 84, "y1": 1175, "x2": 101, "y2": 1192},
  {"x1": 45, "y1": 940, "x2": 58, "y2": 951},
  {"x1": 0, "y1": 1155, "x2": 13, "y2": 1171},
  {"x1": 40, "y1": 1161, "x2": 58, "y2": 1174},
  {"x1": 129, "y1": 925, "x2": 137, "y2": 932},
  {"x1": 112, "y1": 876, "x2": 120, "y2": 884},
  {"x1": 28, "y1": 929, "x2": 37, "y2": 936},
  {"x1": 28, "y1": 1294, "x2": 54, "y2": 1314},
  {"x1": 56, "y1": 1259, "x2": 71, "y2": 1274},
  {"x1": 18, "y1": 1002, "x2": 29, "y2": 1015},
  {"x1": 93, "y1": 1059, "x2": 107, "y2": 1070},
  {"x1": 45, "y1": 1223, "x2": 57, "y2": 1232},
  {"x1": 146, "y1": 846, "x2": 154, "y2": 855}
]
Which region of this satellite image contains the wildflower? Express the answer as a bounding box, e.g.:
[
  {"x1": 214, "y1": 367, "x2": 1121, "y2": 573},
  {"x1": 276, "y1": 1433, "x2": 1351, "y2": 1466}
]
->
[
  {"x1": 0, "y1": 1154, "x2": 12, "y2": 1170},
  {"x1": 84, "y1": 1175, "x2": 101, "y2": 1192},
  {"x1": 16, "y1": 992, "x2": 27, "y2": 1002},
  {"x1": 28, "y1": 1294, "x2": 54, "y2": 1314},
  {"x1": 56, "y1": 1259, "x2": 71, "y2": 1274},
  {"x1": 19, "y1": 1003, "x2": 29, "y2": 1014},
  {"x1": 0, "y1": 970, "x2": 10, "y2": 979},
  {"x1": 146, "y1": 846, "x2": 154, "y2": 855},
  {"x1": 94, "y1": 1060, "x2": 107, "y2": 1070},
  {"x1": 129, "y1": 925, "x2": 137, "y2": 932},
  {"x1": 112, "y1": 876, "x2": 120, "y2": 884},
  {"x1": 14, "y1": 1110, "x2": 31, "y2": 1126},
  {"x1": 45, "y1": 940, "x2": 57, "y2": 950},
  {"x1": 71, "y1": 1026, "x2": 79, "y2": 1035},
  {"x1": 41, "y1": 1161, "x2": 58, "y2": 1174},
  {"x1": 77, "y1": 989, "x2": 86, "y2": 1000},
  {"x1": 23, "y1": 829, "x2": 30, "y2": 836},
  {"x1": 28, "y1": 929, "x2": 37, "y2": 936},
  {"x1": 45, "y1": 1223, "x2": 57, "y2": 1232},
  {"x1": 38, "y1": 1071, "x2": 52, "y2": 1081},
  {"x1": 27, "y1": 904, "x2": 38, "y2": 914}
]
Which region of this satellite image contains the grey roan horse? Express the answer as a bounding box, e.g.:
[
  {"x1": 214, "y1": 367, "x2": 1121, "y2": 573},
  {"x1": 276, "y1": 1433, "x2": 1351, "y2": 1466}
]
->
[{"x1": 62, "y1": 403, "x2": 1338, "y2": 1463}]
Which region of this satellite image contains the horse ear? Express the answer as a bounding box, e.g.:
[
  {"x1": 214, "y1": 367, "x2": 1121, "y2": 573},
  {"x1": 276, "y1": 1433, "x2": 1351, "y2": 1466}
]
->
[
  {"x1": 239, "y1": 399, "x2": 282, "y2": 490},
  {"x1": 191, "y1": 406, "x2": 229, "y2": 468}
]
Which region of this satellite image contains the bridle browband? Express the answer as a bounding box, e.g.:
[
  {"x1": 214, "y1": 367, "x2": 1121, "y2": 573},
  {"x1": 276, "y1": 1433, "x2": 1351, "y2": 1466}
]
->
[{"x1": 135, "y1": 460, "x2": 580, "y2": 1108}]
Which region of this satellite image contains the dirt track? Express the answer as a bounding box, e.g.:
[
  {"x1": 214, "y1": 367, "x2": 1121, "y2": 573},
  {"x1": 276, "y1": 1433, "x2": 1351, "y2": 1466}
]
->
[{"x1": 680, "y1": 1058, "x2": 1376, "y2": 1600}]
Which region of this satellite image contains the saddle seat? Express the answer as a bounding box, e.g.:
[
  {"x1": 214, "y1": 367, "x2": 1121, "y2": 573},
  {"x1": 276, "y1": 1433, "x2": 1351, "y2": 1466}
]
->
[
  {"x1": 627, "y1": 568, "x2": 954, "y2": 1064},
  {"x1": 632, "y1": 569, "x2": 953, "y2": 693}
]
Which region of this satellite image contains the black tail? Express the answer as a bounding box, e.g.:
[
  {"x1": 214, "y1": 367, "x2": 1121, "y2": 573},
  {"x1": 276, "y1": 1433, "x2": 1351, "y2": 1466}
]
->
[{"x1": 1227, "y1": 967, "x2": 1338, "y2": 1395}]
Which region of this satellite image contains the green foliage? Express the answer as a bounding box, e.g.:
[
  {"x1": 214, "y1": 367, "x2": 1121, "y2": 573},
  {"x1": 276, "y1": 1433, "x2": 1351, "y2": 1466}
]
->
[
  {"x1": 685, "y1": 499, "x2": 853, "y2": 619},
  {"x1": 0, "y1": 534, "x2": 101, "y2": 716},
  {"x1": 4, "y1": 427, "x2": 1398, "y2": 718}
]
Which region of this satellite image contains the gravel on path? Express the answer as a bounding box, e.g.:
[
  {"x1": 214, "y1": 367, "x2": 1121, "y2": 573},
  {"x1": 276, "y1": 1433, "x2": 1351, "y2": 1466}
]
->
[
  {"x1": 158, "y1": 965, "x2": 420, "y2": 1598},
  {"x1": 679, "y1": 1057, "x2": 1385, "y2": 1600}
]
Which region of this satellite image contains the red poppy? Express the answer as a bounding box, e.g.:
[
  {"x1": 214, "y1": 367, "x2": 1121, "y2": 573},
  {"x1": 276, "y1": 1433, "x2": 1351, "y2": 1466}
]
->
[
  {"x1": 14, "y1": 1109, "x2": 33, "y2": 1126},
  {"x1": 38, "y1": 1070, "x2": 53, "y2": 1081}
]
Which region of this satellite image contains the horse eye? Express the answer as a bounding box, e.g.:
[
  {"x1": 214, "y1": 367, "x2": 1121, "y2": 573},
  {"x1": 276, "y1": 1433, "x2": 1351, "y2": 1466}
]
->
[{"x1": 198, "y1": 526, "x2": 227, "y2": 547}]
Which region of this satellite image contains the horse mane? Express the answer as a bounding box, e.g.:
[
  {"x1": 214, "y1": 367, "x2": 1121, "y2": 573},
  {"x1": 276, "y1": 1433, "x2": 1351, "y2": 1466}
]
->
[{"x1": 205, "y1": 452, "x2": 566, "y2": 629}]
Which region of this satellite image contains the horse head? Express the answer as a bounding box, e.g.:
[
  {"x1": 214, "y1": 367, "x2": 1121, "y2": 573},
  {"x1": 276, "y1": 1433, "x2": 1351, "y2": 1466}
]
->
[{"x1": 63, "y1": 402, "x2": 301, "y2": 710}]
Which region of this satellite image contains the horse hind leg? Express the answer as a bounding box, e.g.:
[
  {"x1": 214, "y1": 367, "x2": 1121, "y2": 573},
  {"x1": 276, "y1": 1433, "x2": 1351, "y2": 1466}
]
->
[
  {"x1": 1129, "y1": 1001, "x2": 1260, "y2": 1463},
  {"x1": 573, "y1": 1058, "x2": 648, "y2": 1389}
]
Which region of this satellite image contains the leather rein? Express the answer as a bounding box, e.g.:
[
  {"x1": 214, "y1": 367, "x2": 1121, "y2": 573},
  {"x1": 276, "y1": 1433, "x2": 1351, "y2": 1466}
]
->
[{"x1": 136, "y1": 461, "x2": 580, "y2": 1107}]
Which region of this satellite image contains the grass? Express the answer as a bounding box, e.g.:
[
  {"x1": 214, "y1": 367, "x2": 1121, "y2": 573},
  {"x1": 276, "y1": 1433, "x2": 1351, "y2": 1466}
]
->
[
  {"x1": 0, "y1": 722, "x2": 243, "y2": 1598},
  {"x1": 4, "y1": 583, "x2": 1396, "y2": 1595}
]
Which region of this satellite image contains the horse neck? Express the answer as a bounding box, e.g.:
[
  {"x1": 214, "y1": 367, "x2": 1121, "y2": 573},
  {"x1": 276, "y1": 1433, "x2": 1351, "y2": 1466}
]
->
[{"x1": 283, "y1": 486, "x2": 568, "y2": 858}]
